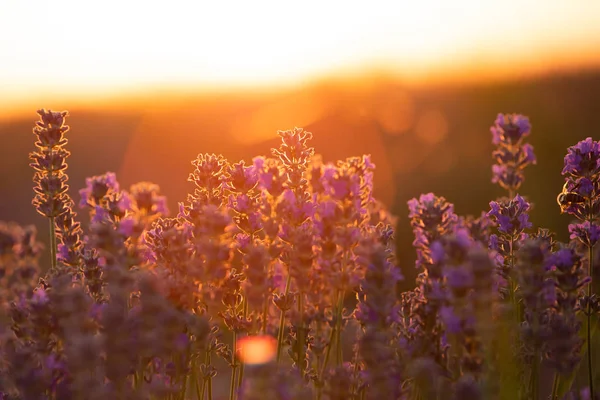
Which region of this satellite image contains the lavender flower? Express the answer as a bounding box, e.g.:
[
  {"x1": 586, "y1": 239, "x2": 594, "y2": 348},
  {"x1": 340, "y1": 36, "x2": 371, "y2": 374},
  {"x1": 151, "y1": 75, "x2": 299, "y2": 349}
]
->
[
  {"x1": 129, "y1": 181, "x2": 168, "y2": 216},
  {"x1": 431, "y1": 229, "x2": 497, "y2": 393},
  {"x1": 559, "y1": 138, "x2": 600, "y2": 235},
  {"x1": 355, "y1": 229, "x2": 403, "y2": 399},
  {"x1": 79, "y1": 172, "x2": 119, "y2": 208},
  {"x1": 490, "y1": 113, "x2": 536, "y2": 194},
  {"x1": 406, "y1": 193, "x2": 458, "y2": 382},
  {"x1": 187, "y1": 153, "x2": 230, "y2": 207},
  {"x1": 514, "y1": 239, "x2": 554, "y2": 399},
  {"x1": 545, "y1": 246, "x2": 586, "y2": 376},
  {"x1": 408, "y1": 193, "x2": 458, "y2": 272},
  {"x1": 30, "y1": 109, "x2": 75, "y2": 273},
  {"x1": 12, "y1": 108, "x2": 600, "y2": 399},
  {"x1": 487, "y1": 194, "x2": 533, "y2": 300},
  {"x1": 559, "y1": 137, "x2": 600, "y2": 398}
]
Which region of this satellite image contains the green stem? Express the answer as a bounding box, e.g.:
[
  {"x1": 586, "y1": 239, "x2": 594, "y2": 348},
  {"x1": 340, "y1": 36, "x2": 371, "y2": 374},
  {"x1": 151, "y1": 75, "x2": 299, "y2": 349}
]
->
[
  {"x1": 230, "y1": 331, "x2": 238, "y2": 400},
  {"x1": 550, "y1": 373, "x2": 559, "y2": 400},
  {"x1": 192, "y1": 358, "x2": 202, "y2": 400},
  {"x1": 335, "y1": 290, "x2": 346, "y2": 365},
  {"x1": 179, "y1": 372, "x2": 189, "y2": 400},
  {"x1": 350, "y1": 337, "x2": 361, "y2": 397},
  {"x1": 529, "y1": 351, "x2": 539, "y2": 400},
  {"x1": 49, "y1": 216, "x2": 57, "y2": 271},
  {"x1": 207, "y1": 351, "x2": 213, "y2": 400},
  {"x1": 237, "y1": 363, "x2": 245, "y2": 392},
  {"x1": 199, "y1": 348, "x2": 209, "y2": 400},
  {"x1": 297, "y1": 291, "x2": 306, "y2": 377},
  {"x1": 261, "y1": 296, "x2": 268, "y2": 335},
  {"x1": 276, "y1": 273, "x2": 293, "y2": 362},
  {"x1": 320, "y1": 323, "x2": 337, "y2": 378},
  {"x1": 133, "y1": 370, "x2": 140, "y2": 389},
  {"x1": 588, "y1": 240, "x2": 595, "y2": 400},
  {"x1": 237, "y1": 300, "x2": 248, "y2": 390},
  {"x1": 315, "y1": 318, "x2": 324, "y2": 400},
  {"x1": 508, "y1": 236, "x2": 519, "y2": 320}
]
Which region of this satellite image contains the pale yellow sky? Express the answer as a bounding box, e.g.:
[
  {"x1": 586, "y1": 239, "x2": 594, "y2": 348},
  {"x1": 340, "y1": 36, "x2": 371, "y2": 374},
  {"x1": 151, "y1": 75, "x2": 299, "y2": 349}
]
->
[{"x1": 1, "y1": 0, "x2": 600, "y2": 107}]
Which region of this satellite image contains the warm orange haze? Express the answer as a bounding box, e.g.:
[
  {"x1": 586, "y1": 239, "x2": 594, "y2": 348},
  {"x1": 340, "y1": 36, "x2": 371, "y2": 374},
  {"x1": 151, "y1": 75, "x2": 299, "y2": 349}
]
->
[{"x1": 1, "y1": 0, "x2": 600, "y2": 117}]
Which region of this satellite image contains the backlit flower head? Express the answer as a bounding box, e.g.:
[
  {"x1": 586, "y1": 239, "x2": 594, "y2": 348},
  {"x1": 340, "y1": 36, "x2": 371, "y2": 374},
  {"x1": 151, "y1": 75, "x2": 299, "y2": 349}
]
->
[
  {"x1": 487, "y1": 194, "x2": 532, "y2": 236},
  {"x1": 562, "y1": 137, "x2": 600, "y2": 177},
  {"x1": 490, "y1": 113, "x2": 535, "y2": 193}
]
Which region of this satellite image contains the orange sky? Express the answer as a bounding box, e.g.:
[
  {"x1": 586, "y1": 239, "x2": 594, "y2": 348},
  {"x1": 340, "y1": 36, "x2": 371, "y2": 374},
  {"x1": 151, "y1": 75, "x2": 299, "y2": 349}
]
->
[{"x1": 1, "y1": 0, "x2": 600, "y2": 115}]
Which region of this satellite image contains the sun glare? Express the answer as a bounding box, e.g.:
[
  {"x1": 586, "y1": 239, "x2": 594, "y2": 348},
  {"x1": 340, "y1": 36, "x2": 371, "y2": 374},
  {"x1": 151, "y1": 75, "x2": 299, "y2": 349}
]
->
[
  {"x1": 236, "y1": 336, "x2": 277, "y2": 365},
  {"x1": 1, "y1": 0, "x2": 600, "y2": 110}
]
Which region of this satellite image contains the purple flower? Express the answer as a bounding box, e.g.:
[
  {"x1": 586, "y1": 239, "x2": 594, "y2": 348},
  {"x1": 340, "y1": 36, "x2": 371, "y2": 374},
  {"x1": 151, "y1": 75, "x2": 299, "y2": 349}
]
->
[
  {"x1": 129, "y1": 181, "x2": 170, "y2": 216},
  {"x1": 408, "y1": 193, "x2": 458, "y2": 271},
  {"x1": 487, "y1": 194, "x2": 532, "y2": 236},
  {"x1": 445, "y1": 265, "x2": 474, "y2": 294},
  {"x1": 227, "y1": 161, "x2": 259, "y2": 193},
  {"x1": 439, "y1": 306, "x2": 462, "y2": 334},
  {"x1": 522, "y1": 143, "x2": 537, "y2": 164},
  {"x1": 491, "y1": 113, "x2": 531, "y2": 145},
  {"x1": 31, "y1": 287, "x2": 48, "y2": 304},
  {"x1": 562, "y1": 137, "x2": 600, "y2": 177},
  {"x1": 252, "y1": 156, "x2": 286, "y2": 197},
  {"x1": 544, "y1": 246, "x2": 586, "y2": 375},
  {"x1": 490, "y1": 113, "x2": 535, "y2": 192},
  {"x1": 91, "y1": 206, "x2": 111, "y2": 224},
  {"x1": 117, "y1": 216, "x2": 136, "y2": 237},
  {"x1": 57, "y1": 242, "x2": 70, "y2": 262},
  {"x1": 569, "y1": 221, "x2": 600, "y2": 247},
  {"x1": 79, "y1": 172, "x2": 119, "y2": 208}
]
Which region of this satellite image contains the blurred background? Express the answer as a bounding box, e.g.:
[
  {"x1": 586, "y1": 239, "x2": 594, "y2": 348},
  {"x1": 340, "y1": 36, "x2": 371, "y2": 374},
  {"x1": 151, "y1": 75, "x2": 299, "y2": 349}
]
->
[{"x1": 1, "y1": 0, "x2": 600, "y2": 279}]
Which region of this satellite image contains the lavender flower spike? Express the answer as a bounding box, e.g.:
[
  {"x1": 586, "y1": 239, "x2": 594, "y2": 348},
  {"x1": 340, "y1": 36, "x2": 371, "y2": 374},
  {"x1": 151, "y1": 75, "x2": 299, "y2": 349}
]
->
[
  {"x1": 559, "y1": 137, "x2": 600, "y2": 399},
  {"x1": 490, "y1": 113, "x2": 536, "y2": 195}
]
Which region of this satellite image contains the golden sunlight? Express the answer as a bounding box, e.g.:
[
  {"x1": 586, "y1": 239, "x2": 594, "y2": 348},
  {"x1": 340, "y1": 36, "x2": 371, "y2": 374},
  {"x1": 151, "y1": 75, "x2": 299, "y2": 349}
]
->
[{"x1": 1, "y1": 0, "x2": 600, "y2": 110}]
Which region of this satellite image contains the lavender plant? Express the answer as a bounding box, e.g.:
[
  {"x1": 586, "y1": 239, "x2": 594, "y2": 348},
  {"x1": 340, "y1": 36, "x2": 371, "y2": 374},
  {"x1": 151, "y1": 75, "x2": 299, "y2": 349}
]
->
[
  {"x1": 0, "y1": 109, "x2": 598, "y2": 400},
  {"x1": 557, "y1": 137, "x2": 600, "y2": 399}
]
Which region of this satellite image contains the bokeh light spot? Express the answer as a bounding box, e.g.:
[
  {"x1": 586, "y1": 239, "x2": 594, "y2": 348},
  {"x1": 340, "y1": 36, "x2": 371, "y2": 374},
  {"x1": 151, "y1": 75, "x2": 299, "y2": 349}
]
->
[
  {"x1": 415, "y1": 109, "x2": 448, "y2": 145},
  {"x1": 237, "y1": 335, "x2": 277, "y2": 365}
]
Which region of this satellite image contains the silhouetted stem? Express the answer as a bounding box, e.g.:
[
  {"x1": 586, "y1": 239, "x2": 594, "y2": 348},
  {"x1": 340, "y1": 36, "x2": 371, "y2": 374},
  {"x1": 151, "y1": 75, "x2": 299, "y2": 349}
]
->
[
  {"x1": 261, "y1": 297, "x2": 268, "y2": 335},
  {"x1": 298, "y1": 291, "x2": 305, "y2": 377},
  {"x1": 335, "y1": 290, "x2": 346, "y2": 365},
  {"x1": 320, "y1": 321, "x2": 336, "y2": 378},
  {"x1": 237, "y1": 300, "x2": 248, "y2": 390},
  {"x1": 192, "y1": 358, "x2": 201, "y2": 400},
  {"x1": 49, "y1": 217, "x2": 57, "y2": 271},
  {"x1": 550, "y1": 373, "x2": 559, "y2": 400},
  {"x1": 529, "y1": 351, "x2": 539, "y2": 400},
  {"x1": 230, "y1": 331, "x2": 238, "y2": 400},
  {"x1": 276, "y1": 273, "x2": 293, "y2": 362},
  {"x1": 207, "y1": 351, "x2": 213, "y2": 400},
  {"x1": 587, "y1": 240, "x2": 595, "y2": 400}
]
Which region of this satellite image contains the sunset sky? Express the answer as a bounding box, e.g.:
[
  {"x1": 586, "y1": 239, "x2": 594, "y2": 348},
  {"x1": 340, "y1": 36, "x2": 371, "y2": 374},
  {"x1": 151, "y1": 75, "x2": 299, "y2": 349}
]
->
[{"x1": 2, "y1": 0, "x2": 600, "y2": 112}]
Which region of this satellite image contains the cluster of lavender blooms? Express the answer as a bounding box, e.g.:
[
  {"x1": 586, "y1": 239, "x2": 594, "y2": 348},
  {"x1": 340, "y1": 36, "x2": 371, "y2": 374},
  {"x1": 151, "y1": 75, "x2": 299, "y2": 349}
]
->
[{"x1": 0, "y1": 109, "x2": 598, "y2": 400}]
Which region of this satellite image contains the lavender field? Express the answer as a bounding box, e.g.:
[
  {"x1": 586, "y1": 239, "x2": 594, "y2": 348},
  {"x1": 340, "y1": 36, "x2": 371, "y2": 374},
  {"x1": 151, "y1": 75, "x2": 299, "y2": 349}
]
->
[{"x1": 0, "y1": 101, "x2": 599, "y2": 400}]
